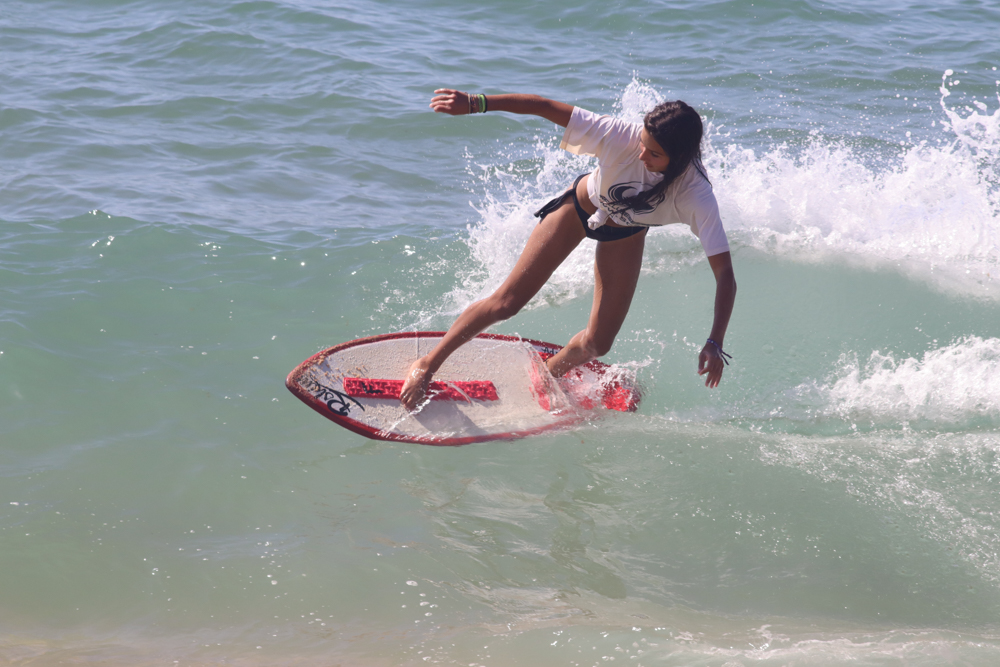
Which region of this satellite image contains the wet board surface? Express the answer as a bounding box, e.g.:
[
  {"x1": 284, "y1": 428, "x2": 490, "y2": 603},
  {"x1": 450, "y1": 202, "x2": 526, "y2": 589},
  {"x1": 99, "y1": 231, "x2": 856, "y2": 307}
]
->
[{"x1": 286, "y1": 332, "x2": 640, "y2": 446}]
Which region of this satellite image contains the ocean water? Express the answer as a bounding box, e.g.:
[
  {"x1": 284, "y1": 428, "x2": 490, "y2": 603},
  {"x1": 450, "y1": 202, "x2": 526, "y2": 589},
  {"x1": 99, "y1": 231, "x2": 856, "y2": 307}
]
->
[{"x1": 2, "y1": 0, "x2": 999, "y2": 663}]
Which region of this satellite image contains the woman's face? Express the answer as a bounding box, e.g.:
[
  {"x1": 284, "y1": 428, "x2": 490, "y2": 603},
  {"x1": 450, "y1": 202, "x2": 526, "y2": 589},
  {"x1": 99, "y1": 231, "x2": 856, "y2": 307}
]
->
[{"x1": 639, "y1": 129, "x2": 670, "y2": 172}]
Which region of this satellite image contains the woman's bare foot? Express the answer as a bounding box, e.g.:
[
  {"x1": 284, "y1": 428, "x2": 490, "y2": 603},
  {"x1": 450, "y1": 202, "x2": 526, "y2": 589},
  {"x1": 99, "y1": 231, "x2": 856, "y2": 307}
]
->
[{"x1": 400, "y1": 358, "x2": 433, "y2": 412}]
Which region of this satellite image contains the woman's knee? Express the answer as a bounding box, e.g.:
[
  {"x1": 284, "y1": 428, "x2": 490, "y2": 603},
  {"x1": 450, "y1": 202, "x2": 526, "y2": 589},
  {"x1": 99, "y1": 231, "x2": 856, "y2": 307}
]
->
[
  {"x1": 580, "y1": 330, "x2": 616, "y2": 358},
  {"x1": 591, "y1": 337, "x2": 615, "y2": 358},
  {"x1": 483, "y1": 292, "x2": 525, "y2": 322}
]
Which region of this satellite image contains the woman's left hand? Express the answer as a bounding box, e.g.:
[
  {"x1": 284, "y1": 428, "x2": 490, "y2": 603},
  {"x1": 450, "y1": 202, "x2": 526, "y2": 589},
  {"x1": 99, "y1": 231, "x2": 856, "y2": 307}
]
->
[
  {"x1": 430, "y1": 89, "x2": 471, "y2": 115},
  {"x1": 698, "y1": 343, "x2": 726, "y2": 388}
]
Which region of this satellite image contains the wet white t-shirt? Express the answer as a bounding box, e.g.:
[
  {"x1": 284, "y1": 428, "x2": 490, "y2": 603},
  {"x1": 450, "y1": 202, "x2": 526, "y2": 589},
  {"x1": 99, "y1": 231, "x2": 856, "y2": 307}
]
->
[{"x1": 560, "y1": 106, "x2": 730, "y2": 257}]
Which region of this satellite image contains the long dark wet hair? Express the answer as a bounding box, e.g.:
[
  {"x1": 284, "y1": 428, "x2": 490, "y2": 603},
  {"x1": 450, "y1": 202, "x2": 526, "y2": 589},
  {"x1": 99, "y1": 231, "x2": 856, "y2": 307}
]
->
[{"x1": 615, "y1": 100, "x2": 708, "y2": 214}]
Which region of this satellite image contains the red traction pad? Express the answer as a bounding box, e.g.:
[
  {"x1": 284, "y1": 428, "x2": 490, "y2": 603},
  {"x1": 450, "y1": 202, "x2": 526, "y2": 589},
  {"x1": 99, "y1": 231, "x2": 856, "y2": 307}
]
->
[
  {"x1": 599, "y1": 382, "x2": 640, "y2": 412},
  {"x1": 343, "y1": 377, "x2": 499, "y2": 402},
  {"x1": 536, "y1": 352, "x2": 639, "y2": 413}
]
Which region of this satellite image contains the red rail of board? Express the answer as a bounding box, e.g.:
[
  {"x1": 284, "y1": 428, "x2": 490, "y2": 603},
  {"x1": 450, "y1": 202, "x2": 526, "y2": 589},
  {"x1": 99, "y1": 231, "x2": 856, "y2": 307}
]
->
[{"x1": 343, "y1": 377, "x2": 499, "y2": 402}]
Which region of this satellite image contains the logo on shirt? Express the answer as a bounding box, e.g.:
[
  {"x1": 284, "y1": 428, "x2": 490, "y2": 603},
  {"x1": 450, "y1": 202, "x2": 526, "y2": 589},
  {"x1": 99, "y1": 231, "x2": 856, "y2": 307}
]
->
[{"x1": 600, "y1": 182, "x2": 656, "y2": 226}]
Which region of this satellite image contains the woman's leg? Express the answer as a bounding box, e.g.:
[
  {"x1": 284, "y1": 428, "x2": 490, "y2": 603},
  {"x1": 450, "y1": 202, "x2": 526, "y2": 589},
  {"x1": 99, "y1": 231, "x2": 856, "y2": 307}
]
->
[
  {"x1": 400, "y1": 196, "x2": 588, "y2": 410},
  {"x1": 545, "y1": 228, "x2": 647, "y2": 377}
]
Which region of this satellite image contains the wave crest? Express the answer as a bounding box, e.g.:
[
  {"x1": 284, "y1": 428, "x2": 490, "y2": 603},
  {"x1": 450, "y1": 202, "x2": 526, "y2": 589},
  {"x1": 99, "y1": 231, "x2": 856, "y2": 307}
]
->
[{"x1": 803, "y1": 336, "x2": 1000, "y2": 428}]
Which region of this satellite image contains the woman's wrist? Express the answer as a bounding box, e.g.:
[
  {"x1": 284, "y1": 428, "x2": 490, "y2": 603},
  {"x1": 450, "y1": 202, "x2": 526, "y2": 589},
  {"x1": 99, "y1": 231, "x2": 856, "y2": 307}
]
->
[
  {"x1": 705, "y1": 338, "x2": 732, "y2": 364},
  {"x1": 467, "y1": 92, "x2": 488, "y2": 114}
]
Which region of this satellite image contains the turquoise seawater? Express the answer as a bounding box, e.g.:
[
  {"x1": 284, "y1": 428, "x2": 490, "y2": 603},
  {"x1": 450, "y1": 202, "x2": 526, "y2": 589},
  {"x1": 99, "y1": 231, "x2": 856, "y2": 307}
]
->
[{"x1": 2, "y1": 0, "x2": 1000, "y2": 664}]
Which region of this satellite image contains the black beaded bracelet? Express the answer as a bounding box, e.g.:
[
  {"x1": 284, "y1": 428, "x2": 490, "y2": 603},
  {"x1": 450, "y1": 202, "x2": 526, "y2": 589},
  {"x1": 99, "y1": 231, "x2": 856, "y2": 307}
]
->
[{"x1": 706, "y1": 338, "x2": 733, "y2": 365}]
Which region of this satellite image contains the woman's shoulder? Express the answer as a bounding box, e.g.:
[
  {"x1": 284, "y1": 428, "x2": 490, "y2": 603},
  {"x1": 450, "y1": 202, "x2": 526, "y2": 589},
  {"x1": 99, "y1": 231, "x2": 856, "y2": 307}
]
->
[
  {"x1": 671, "y1": 165, "x2": 717, "y2": 208},
  {"x1": 562, "y1": 107, "x2": 641, "y2": 160},
  {"x1": 572, "y1": 107, "x2": 641, "y2": 136}
]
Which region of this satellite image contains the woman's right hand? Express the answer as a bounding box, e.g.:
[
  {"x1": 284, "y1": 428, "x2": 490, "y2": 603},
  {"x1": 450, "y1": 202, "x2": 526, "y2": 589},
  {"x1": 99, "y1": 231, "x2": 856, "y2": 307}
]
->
[
  {"x1": 400, "y1": 358, "x2": 433, "y2": 412},
  {"x1": 429, "y1": 88, "x2": 471, "y2": 115}
]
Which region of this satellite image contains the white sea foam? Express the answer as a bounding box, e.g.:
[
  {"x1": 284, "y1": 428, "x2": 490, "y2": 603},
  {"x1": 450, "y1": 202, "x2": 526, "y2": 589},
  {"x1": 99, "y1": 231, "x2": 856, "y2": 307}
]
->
[
  {"x1": 711, "y1": 69, "x2": 1000, "y2": 299},
  {"x1": 801, "y1": 336, "x2": 1000, "y2": 427},
  {"x1": 453, "y1": 74, "x2": 1000, "y2": 315}
]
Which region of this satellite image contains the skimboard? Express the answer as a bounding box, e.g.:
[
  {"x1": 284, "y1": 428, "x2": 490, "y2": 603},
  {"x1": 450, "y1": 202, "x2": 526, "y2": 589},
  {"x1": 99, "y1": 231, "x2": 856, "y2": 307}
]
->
[{"x1": 286, "y1": 332, "x2": 640, "y2": 446}]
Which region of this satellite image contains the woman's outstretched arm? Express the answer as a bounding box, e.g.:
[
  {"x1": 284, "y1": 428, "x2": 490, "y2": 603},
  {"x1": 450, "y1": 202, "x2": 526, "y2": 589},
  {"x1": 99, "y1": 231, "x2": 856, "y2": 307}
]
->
[
  {"x1": 697, "y1": 251, "x2": 737, "y2": 388},
  {"x1": 430, "y1": 89, "x2": 573, "y2": 127}
]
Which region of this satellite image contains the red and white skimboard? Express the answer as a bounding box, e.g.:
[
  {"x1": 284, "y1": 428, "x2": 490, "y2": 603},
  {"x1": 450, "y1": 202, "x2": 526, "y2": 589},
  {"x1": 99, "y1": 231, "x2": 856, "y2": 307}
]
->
[{"x1": 286, "y1": 332, "x2": 640, "y2": 446}]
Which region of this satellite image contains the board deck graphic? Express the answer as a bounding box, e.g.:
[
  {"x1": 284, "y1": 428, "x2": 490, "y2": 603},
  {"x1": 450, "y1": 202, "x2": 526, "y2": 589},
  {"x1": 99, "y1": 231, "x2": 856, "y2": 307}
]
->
[
  {"x1": 342, "y1": 377, "x2": 499, "y2": 402},
  {"x1": 286, "y1": 332, "x2": 640, "y2": 446}
]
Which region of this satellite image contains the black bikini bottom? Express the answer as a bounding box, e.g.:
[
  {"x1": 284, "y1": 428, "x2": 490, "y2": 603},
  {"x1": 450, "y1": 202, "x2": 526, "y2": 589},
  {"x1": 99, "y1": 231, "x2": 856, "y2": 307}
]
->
[{"x1": 534, "y1": 173, "x2": 646, "y2": 242}]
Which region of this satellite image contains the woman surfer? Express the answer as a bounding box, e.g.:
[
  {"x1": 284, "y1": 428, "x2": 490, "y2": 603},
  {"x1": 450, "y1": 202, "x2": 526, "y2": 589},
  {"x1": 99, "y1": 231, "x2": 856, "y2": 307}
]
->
[{"x1": 400, "y1": 90, "x2": 736, "y2": 411}]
